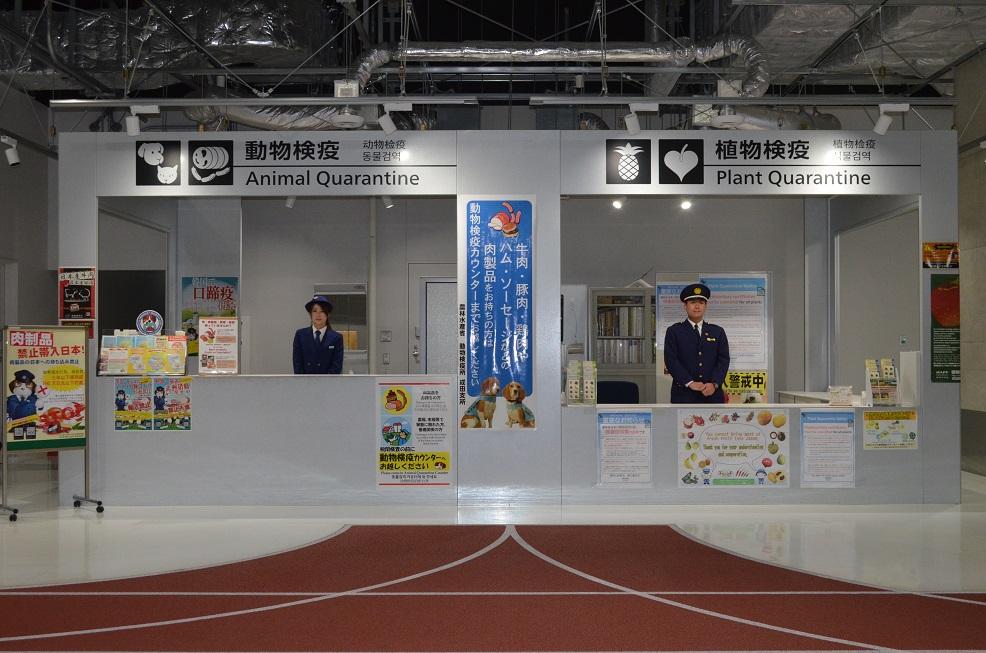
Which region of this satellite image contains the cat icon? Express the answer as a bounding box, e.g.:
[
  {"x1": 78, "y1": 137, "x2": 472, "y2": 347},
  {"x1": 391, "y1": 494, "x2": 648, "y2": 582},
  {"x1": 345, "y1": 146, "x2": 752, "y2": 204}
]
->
[{"x1": 156, "y1": 164, "x2": 178, "y2": 184}]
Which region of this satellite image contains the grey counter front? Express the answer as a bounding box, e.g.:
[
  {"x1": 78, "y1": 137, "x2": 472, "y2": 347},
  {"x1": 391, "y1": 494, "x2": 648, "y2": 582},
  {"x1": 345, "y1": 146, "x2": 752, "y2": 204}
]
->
[{"x1": 59, "y1": 376, "x2": 955, "y2": 506}]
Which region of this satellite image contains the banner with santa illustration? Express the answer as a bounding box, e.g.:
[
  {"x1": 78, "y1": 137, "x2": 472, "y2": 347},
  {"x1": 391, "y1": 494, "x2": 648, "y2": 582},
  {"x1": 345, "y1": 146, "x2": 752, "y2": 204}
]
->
[
  {"x1": 3, "y1": 326, "x2": 88, "y2": 451},
  {"x1": 459, "y1": 198, "x2": 536, "y2": 431}
]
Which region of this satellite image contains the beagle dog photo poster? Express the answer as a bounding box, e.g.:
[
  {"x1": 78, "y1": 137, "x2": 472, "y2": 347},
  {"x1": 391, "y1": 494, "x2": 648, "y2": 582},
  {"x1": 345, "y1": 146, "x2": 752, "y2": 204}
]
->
[{"x1": 459, "y1": 198, "x2": 536, "y2": 431}]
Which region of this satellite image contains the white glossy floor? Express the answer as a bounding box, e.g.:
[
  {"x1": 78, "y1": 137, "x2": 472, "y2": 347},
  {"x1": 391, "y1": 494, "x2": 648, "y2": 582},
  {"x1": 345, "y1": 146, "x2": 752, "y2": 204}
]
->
[{"x1": 2, "y1": 455, "x2": 986, "y2": 593}]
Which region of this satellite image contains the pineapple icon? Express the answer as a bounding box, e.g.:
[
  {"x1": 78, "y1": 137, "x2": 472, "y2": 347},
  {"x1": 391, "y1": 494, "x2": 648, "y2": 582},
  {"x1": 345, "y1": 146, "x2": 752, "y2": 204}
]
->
[{"x1": 614, "y1": 142, "x2": 644, "y2": 181}]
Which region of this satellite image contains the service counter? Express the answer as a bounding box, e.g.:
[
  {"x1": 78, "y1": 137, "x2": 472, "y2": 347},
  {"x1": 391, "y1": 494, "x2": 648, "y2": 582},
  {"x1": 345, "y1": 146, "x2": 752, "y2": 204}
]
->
[{"x1": 58, "y1": 374, "x2": 953, "y2": 507}]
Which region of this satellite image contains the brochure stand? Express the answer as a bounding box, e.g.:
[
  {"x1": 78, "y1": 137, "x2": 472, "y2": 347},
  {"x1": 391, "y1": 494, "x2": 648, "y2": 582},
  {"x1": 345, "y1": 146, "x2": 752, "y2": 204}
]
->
[{"x1": 3, "y1": 325, "x2": 103, "y2": 521}]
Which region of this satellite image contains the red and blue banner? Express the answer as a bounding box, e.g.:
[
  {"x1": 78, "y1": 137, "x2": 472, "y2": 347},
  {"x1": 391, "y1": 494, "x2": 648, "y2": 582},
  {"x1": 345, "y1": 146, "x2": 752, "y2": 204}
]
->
[{"x1": 462, "y1": 199, "x2": 535, "y2": 429}]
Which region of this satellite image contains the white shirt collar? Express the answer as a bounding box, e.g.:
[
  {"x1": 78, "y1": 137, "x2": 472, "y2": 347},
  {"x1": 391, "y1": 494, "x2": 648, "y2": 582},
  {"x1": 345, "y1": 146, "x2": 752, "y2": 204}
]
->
[
  {"x1": 313, "y1": 326, "x2": 325, "y2": 336},
  {"x1": 687, "y1": 319, "x2": 704, "y2": 332}
]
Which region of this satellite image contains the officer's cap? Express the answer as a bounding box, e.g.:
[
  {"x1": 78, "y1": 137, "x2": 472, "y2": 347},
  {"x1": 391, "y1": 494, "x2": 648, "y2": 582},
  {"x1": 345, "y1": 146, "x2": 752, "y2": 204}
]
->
[
  {"x1": 305, "y1": 294, "x2": 333, "y2": 313},
  {"x1": 680, "y1": 283, "x2": 711, "y2": 302},
  {"x1": 12, "y1": 369, "x2": 35, "y2": 384}
]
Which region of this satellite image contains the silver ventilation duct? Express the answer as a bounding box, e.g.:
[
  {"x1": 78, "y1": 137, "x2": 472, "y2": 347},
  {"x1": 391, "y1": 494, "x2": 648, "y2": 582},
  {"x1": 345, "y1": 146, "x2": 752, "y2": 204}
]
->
[
  {"x1": 577, "y1": 112, "x2": 610, "y2": 130},
  {"x1": 710, "y1": 106, "x2": 841, "y2": 131},
  {"x1": 0, "y1": 1, "x2": 337, "y2": 91},
  {"x1": 356, "y1": 39, "x2": 771, "y2": 97}
]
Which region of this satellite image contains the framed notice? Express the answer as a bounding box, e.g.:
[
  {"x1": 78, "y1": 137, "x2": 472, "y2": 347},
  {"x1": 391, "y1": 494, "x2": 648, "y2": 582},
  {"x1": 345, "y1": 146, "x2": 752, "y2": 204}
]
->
[
  {"x1": 597, "y1": 409, "x2": 652, "y2": 486},
  {"x1": 800, "y1": 410, "x2": 855, "y2": 488},
  {"x1": 4, "y1": 326, "x2": 88, "y2": 451},
  {"x1": 58, "y1": 267, "x2": 95, "y2": 321},
  {"x1": 198, "y1": 317, "x2": 239, "y2": 374},
  {"x1": 863, "y1": 409, "x2": 918, "y2": 450}
]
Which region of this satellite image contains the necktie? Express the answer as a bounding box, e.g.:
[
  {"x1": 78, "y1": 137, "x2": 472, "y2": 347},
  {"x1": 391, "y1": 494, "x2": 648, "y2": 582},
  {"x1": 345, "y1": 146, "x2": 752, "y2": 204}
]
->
[
  {"x1": 314, "y1": 330, "x2": 322, "y2": 346},
  {"x1": 693, "y1": 323, "x2": 700, "y2": 338}
]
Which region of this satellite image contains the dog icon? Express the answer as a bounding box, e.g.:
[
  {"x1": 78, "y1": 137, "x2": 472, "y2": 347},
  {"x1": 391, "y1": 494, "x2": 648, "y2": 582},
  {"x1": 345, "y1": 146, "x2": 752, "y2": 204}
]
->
[
  {"x1": 137, "y1": 142, "x2": 165, "y2": 165},
  {"x1": 503, "y1": 381, "x2": 535, "y2": 428},
  {"x1": 460, "y1": 376, "x2": 499, "y2": 428}
]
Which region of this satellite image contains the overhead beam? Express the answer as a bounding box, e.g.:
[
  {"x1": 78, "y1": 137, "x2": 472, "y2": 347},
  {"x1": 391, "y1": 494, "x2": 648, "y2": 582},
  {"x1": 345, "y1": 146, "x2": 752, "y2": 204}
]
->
[
  {"x1": 732, "y1": 0, "x2": 986, "y2": 5},
  {"x1": 907, "y1": 43, "x2": 986, "y2": 95}
]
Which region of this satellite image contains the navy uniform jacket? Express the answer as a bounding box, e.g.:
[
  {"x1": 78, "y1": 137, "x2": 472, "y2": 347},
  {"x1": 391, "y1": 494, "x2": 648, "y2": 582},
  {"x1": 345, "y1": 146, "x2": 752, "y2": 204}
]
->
[
  {"x1": 293, "y1": 328, "x2": 344, "y2": 374},
  {"x1": 663, "y1": 321, "x2": 730, "y2": 403}
]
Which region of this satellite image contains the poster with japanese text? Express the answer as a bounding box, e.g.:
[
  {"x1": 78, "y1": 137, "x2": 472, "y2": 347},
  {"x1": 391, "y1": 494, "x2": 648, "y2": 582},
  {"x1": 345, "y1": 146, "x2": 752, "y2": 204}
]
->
[
  {"x1": 597, "y1": 410, "x2": 652, "y2": 486},
  {"x1": 198, "y1": 317, "x2": 239, "y2": 374},
  {"x1": 377, "y1": 378, "x2": 453, "y2": 487},
  {"x1": 863, "y1": 409, "x2": 918, "y2": 450},
  {"x1": 4, "y1": 326, "x2": 87, "y2": 451},
  {"x1": 930, "y1": 274, "x2": 960, "y2": 383},
  {"x1": 678, "y1": 408, "x2": 789, "y2": 487},
  {"x1": 58, "y1": 267, "x2": 95, "y2": 321},
  {"x1": 152, "y1": 376, "x2": 192, "y2": 431},
  {"x1": 113, "y1": 377, "x2": 152, "y2": 430},
  {"x1": 701, "y1": 276, "x2": 768, "y2": 367},
  {"x1": 722, "y1": 370, "x2": 768, "y2": 404},
  {"x1": 181, "y1": 277, "x2": 238, "y2": 356},
  {"x1": 459, "y1": 198, "x2": 535, "y2": 430},
  {"x1": 800, "y1": 410, "x2": 855, "y2": 488},
  {"x1": 922, "y1": 242, "x2": 959, "y2": 269}
]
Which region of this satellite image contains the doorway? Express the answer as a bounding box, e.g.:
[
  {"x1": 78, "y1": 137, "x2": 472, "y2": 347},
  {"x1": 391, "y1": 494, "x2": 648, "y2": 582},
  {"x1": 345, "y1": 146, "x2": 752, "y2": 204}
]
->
[{"x1": 407, "y1": 263, "x2": 456, "y2": 373}]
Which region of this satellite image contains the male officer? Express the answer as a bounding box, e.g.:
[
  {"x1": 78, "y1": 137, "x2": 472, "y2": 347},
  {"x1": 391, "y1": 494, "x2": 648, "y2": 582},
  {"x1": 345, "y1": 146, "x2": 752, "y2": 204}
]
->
[{"x1": 663, "y1": 283, "x2": 730, "y2": 403}]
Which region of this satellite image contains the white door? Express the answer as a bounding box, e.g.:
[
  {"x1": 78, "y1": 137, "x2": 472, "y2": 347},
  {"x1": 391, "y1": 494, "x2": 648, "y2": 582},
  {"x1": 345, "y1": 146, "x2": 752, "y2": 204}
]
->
[{"x1": 407, "y1": 263, "x2": 456, "y2": 373}]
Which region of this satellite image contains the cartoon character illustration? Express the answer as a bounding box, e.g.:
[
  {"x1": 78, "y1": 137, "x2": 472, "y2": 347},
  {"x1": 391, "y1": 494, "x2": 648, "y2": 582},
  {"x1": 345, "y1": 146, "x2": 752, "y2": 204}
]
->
[
  {"x1": 6, "y1": 370, "x2": 45, "y2": 424},
  {"x1": 154, "y1": 386, "x2": 166, "y2": 411},
  {"x1": 460, "y1": 376, "x2": 500, "y2": 428},
  {"x1": 382, "y1": 421, "x2": 411, "y2": 446},
  {"x1": 487, "y1": 201, "x2": 522, "y2": 237},
  {"x1": 756, "y1": 469, "x2": 767, "y2": 485},
  {"x1": 384, "y1": 388, "x2": 408, "y2": 412},
  {"x1": 38, "y1": 402, "x2": 84, "y2": 434},
  {"x1": 502, "y1": 381, "x2": 535, "y2": 428},
  {"x1": 137, "y1": 142, "x2": 165, "y2": 165},
  {"x1": 115, "y1": 390, "x2": 127, "y2": 411},
  {"x1": 156, "y1": 164, "x2": 179, "y2": 184}
]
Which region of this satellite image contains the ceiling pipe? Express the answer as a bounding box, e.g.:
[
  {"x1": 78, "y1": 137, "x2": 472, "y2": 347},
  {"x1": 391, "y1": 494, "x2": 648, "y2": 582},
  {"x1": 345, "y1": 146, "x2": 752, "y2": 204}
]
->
[{"x1": 356, "y1": 39, "x2": 771, "y2": 97}]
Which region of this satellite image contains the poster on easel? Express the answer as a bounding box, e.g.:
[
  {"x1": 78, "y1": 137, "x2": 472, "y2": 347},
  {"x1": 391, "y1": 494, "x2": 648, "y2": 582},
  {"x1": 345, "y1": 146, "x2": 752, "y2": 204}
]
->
[{"x1": 4, "y1": 326, "x2": 87, "y2": 451}]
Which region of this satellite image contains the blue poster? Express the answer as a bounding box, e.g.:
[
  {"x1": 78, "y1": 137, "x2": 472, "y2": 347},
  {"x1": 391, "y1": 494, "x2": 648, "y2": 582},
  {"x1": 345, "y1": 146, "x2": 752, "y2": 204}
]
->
[{"x1": 465, "y1": 200, "x2": 534, "y2": 402}]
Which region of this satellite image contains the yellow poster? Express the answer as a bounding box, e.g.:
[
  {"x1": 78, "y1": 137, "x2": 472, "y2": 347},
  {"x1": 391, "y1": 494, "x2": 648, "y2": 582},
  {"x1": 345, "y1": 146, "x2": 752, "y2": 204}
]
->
[
  {"x1": 722, "y1": 370, "x2": 768, "y2": 404},
  {"x1": 4, "y1": 326, "x2": 87, "y2": 451}
]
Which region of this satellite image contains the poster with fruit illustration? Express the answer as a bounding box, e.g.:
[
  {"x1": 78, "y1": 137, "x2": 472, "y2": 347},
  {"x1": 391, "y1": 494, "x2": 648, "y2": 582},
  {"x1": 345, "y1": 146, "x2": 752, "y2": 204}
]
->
[
  {"x1": 930, "y1": 274, "x2": 960, "y2": 383},
  {"x1": 678, "y1": 408, "x2": 789, "y2": 487}
]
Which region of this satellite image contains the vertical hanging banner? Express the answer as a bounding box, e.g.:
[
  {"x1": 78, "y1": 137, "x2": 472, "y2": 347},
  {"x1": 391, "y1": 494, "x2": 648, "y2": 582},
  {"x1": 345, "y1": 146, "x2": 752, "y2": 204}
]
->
[
  {"x1": 181, "y1": 277, "x2": 238, "y2": 356},
  {"x1": 377, "y1": 378, "x2": 454, "y2": 487},
  {"x1": 4, "y1": 326, "x2": 87, "y2": 451},
  {"x1": 460, "y1": 198, "x2": 536, "y2": 430},
  {"x1": 58, "y1": 267, "x2": 96, "y2": 321},
  {"x1": 930, "y1": 273, "x2": 960, "y2": 383}
]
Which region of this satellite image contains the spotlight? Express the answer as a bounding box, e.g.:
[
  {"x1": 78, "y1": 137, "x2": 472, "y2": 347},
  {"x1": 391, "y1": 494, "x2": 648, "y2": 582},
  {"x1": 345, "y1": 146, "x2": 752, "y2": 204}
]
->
[
  {"x1": 125, "y1": 113, "x2": 140, "y2": 136},
  {"x1": 623, "y1": 112, "x2": 641, "y2": 135},
  {"x1": 680, "y1": 199, "x2": 692, "y2": 210},
  {"x1": 612, "y1": 197, "x2": 625, "y2": 210},
  {"x1": 125, "y1": 105, "x2": 160, "y2": 137},
  {"x1": 1, "y1": 135, "x2": 19, "y2": 166},
  {"x1": 873, "y1": 103, "x2": 909, "y2": 135},
  {"x1": 378, "y1": 112, "x2": 397, "y2": 135},
  {"x1": 285, "y1": 196, "x2": 296, "y2": 209},
  {"x1": 381, "y1": 195, "x2": 395, "y2": 209}
]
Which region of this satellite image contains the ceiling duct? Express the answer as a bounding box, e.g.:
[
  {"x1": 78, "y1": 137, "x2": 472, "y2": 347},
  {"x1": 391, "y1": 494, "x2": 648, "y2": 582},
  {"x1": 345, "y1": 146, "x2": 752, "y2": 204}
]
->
[
  {"x1": 709, "y1": 106, "x2": 841, "y2": 131},
  {"x1": 356, "y1": 39, "x2": 770, "y2": 97},
  {"x1": 577, "y1": 112, "x2": 610, "y2": 130},
  {"x1": 0, "y1": 1, "x2": 338, "y2": 91}
]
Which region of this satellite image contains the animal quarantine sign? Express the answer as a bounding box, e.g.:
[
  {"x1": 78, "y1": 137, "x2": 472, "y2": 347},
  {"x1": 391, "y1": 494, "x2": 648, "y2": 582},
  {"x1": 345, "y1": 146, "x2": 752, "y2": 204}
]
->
[{"x1": 376, "y1": 378, "x2": 453, "y2": 487}]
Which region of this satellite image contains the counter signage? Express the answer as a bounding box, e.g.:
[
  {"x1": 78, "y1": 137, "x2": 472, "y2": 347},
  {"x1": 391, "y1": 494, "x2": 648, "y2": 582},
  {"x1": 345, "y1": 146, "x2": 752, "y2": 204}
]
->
[
  {"x1": 4, "y1": 326, "x2": 87, "y2": 451},
  {"x1": 863, "y1": 409, "x2": 918, "y2": 450},
  {"x1": 930, "y1": 273, "x2": 960, "y2": 383},
  {"x1": 678, "y1": 408, "x2": 790, "y2": 487},
  {"x1": 113, "y1": 376, "x2": 192, "y2": 431},
  {"x1": 198, "y1": 317, "x2": 239, "y2": 375},
  {"x1": 597, "y1": 410, "x2": 652, "y2": 486},
  {"x1": 123, "y1": 132, "x2": 457, "y2": 195},
  {"x1": 377, "y1": 378, "x2": 454, "y2": 487},
  {"x1": 563, "y1": 132, "x2": 922, "y2": 195},
  {"x1": 800, "y1": 410, "x2": 855, "y2": 488},
  {"x1": 460, "y1": 198, "x2": 536, "y2": 431}
]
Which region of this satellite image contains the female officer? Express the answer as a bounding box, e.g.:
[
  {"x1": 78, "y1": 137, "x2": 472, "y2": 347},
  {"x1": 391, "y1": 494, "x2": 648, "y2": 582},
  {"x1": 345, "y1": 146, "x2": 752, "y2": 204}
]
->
[{"x1": 292, "y1": 294, "x2": 344, "y2": 374}]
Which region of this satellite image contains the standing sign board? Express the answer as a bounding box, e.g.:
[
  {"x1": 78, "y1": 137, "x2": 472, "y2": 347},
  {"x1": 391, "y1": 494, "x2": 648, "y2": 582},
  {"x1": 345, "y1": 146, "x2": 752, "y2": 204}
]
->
[{"x1": 4, "y1": 326, "x2": 88, "y2": 451}]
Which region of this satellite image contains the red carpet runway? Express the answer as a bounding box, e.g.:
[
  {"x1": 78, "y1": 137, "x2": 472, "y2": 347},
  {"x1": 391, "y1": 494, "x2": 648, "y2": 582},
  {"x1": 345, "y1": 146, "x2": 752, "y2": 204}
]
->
[{"x1": 1, "y1": 525, "x2": 983, "y2": 651}]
